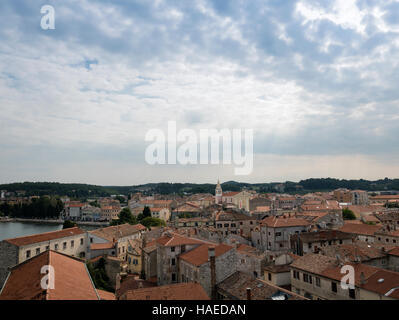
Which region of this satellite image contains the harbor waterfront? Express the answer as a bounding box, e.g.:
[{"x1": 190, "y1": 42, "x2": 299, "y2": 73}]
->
[{"x1": 0, "y1": 220, "x2": 108, "y2": 241}]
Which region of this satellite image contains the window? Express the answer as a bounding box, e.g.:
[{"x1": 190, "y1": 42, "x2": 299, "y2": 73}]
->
[
  {"x1": 231, "y1": 223, "x2": 236, "y2": 228},
  {"x1": 171, "y1": 258, "x2": 176, "y2": 266},
  {"x1": 71, "y1": 240, "x2": 74, "y2": 248},
  {"x1": 26, "y1": 250, "x2": 31, "y2": 259},
  {"x1": 224, "y1": 224, "x2": 229, "y2": 227},
  {"x1": 46, "y1": 246, "x2": 50, "y2": 251},
  {"x1": 181, "y1": 245, "x2": 186, "y2": 253},
  {"x1": 55, "y1": 244, "x2": 59, "y2": 250},
  {"x1": 316, "y1": 277, "x2": 321, "y2": 287},
  {"x1": 36, "y1": 248, "x2": 40, "y2": 255},
  {"x1": 90, "y1": 238, "x2": 93, "y2": 243},
  {"x1": 308, "y1": 243, "x2": 312, "y2": 249},
  {"x1": 172, "y1": 273, "x2": 176, "y2": 282},
  {"x1": 171, "y1": 246, "x2": 175, "y2": 252},
  {"x1": 63, "y1": 242, "x2": 67, "y2": 250},
  {"x1": 303, "y1": 274, "x2": 309, "y2": 283},
  {"x1": 339, "y1": 240, "x2": 343, "y2": 244},
  {"x1": 80, "y1": 238, "x2": 84, "y2": 245},
  {"x1": 276, "y1": 232, "x2": 282, "y2": 237},
  {"x1": 386, "y1": 238, "x2": 389, "y2": 243},
  {"x1": 349, "y1": 289, "x2": 356, "y2": 299},
  {"x1": 331, "y1": 282, "x2": 337, "y2": 293},
  {"x1": 268, "y1": 273, "x2": 272, "y2": 281}
]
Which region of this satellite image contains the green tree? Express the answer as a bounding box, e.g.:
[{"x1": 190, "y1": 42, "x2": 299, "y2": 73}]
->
[
  {"x1": 342, "y1": 208, "x2": 356, "y2": 220},
  {"x1": 63, "y1": 220, "x2": 77, "y2": 229},
  {"x1": 140, "y1": 217, "x2": 166, "y2": 229},
  {"x1": 111, "y1": 207, "x2": 137, "y2": 226},
  {"x1": 143, "y1": 206, "x2": 151, "y2": 218}
]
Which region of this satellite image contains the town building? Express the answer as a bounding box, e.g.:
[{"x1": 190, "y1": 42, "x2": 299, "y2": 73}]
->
[
  {"x1": 0, "y1": 250, "x2": 101, "y2": 300},
  {"x1": 0, "y1": 227, "x2": 87, "y2": 289},
  {"x1": 290, "y1": 230, "x2": 355, "y2": 256}
]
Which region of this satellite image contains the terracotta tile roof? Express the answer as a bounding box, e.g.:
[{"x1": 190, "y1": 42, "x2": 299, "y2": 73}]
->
[
  {"x1": 290, "y1": 253, "x2": 338, "y2": 274},
  {"x1": 179, "y1": 243, "x2": 233, "y2": 267},
  {"x1": 116, "y1": 275, "x2": 157, "y2": 298},
  {"x1": 90, "y1": 242, "x2": 115, "y2": 250},
  {"x1": 362, "y1": 269, "x2": 399, "y2": 299},
  {"x1": 320, "y1": 242, "x2": 390, "y2": 263},
  {"x1": 156, "y1": 233, "x2": 205, "y2": 247},
  {"x1": 261, "y1": 216, "x2": 310, "y2": 228},
  {"x1": 4, "y1": 227, "x2": 85, "y2": 247},
  {"x1": 217, "y1": 271, "x2": 306, "y2": 300},
  {"x1": 121, "y1": 282, "x2": 209, "y2": 300},
  {"x1": 89, "y1": 223, "x2": 146, "y2": 242},
  {"x1": 292, "y1": 230, "x2": 354, "y2": 242},
  {"x1": 97, "y1": 289, "x2": 116, "y2": 300},
  {"x1": 236, "y1": 243, "x2": 259, "y2": 254},
  {"x1": 338, "y1": 222, "x2": 382, "y2": 236},
  {"x1": 388, "y1": 247, "x2": 399, "y2": 257},
  {"x1": 0, "y1": 250, "x2": 99, "y2": 300},
  {"x1": 216, "y1": 211, "x2": 254, "y2": 221},
  {"x1": 223, "y1": 192, "x2": 241, "y2": 197}
]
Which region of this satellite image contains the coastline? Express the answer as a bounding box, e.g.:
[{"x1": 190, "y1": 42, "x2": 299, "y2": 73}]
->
[{"x1": 0, "y1": 218, "x2": 109, "y2": 227}]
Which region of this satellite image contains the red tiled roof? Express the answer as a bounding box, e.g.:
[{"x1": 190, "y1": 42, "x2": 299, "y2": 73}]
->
[
  {"x1": 261, "y1": 216, "x2": 310, "y2": 228},
  {"x1": 0, "y1": 250, "x2": 98, "y2": 300},
  {"x1": 97, "y1": 289, "x2": 116, "y2": 300},
  {"x1": 4, "y1": 227, "x2": 85, "y2": 247},
  {"x1": 122, "y1": 282, "x2": 209, "y2": 300},
  {"x1": 338, "y1": 222, "x2": 382, "y2": 236},
  {"x1": 156, "y1": 233, "x2": 205, "y2": 247},
  {"x1": 89, "y1": 223, "x2": 146, "y2": 242},
  {"x1": 179, "y1": 243, "x2": 233, "y2": 266},
  {"x1": 388, "y1": 247, "x2": 399, "y2": 257}
]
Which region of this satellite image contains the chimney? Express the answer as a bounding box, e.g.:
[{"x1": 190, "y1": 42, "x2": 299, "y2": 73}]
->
[
  {"x1": 246, "y1": 288, "x2": 251, "y2": 300},
  {"x1": 115, "y1": 273, "x2": 121, "y2": 291},
  {"x1": 208, "y1": 246, "x2": 217, "y2": 300},
  {"x1": 360, "y1": 272, "x2": 366, "y2": 285}
]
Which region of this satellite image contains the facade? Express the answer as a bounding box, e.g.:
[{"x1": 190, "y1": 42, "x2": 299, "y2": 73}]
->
[
  {"x1": 290, "y1": 230, "x2": 355, "y2": 256},
  {"x1": 150, "y1": 207, "x2": 171, "y2": 222},
  {"x1": 253, "y1": 216, "x2": 310, "y2": 253},
  {"x1": 215, "y1": 210, "x2": 256, "y2": 238},
  {"x1": 179, "y1": 244, "x2": 236, "y2": 297},
  {"x1": 88, "y1": 223, "x2": 147, "y2": 261},
  {"x1": 290, "y1": 253, "x2": 399, "y2": 300}
]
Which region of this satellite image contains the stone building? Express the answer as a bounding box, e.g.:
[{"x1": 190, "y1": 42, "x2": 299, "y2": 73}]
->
[
  {"x1": 215, "y1": 210, "x2": 256, "y2": 239},
  {"x1": 88, "y1": 223, "x2": 146, "y2": 261},
  {"x1": 252, "y1": 216, "x2": 310, "y2": 254},
  {"x1": 235, "y1": 243, "x2": 267, "y2": 278},
  {"x1": 290, "y1": 253, "x2": 399, "y2": 300},
  {"x1": 156, "y1": 232, "x2": 206, "y2": 285},
  {"x1": 179, "y1": 244, "x2": 236, "y2": 298},
  {"x1": 290, "y1": 230, "x2": 355, "y2": 256}
]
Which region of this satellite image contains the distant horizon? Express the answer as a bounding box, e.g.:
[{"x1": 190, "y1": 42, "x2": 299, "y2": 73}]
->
[{"x1": 1, "y1": 176, "x2": 399, "y2": 188}]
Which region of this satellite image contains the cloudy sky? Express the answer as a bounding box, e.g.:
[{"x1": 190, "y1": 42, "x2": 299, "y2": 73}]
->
[{"x1": 1, "y1": 0, "x2": 399, "y2": 185}]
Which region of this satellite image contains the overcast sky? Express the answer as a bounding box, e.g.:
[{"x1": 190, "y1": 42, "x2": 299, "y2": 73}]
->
[{"x1": 1, "y1": 0, "x2": 399, "y2": 185}]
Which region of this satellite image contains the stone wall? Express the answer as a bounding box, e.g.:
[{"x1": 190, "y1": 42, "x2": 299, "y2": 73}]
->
[{"x1": 0, "y1": 241, "x2": 18, "y2": 289}]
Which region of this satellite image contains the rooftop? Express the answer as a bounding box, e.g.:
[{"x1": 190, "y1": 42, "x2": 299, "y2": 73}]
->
[
  {"x1": 179, "y1": 243, "x2": 233, "y2": 266},
  {"x1": 121, "y1": 282, "x2": 209, "y2": 300},
  {"x1": 0, "y1": 250, "x2": 99, "y2": 300},
  {"x1": 89, "y1": 223, "x2": 146, "y2": 242},
  {"x1": 4, "y1": 227, "x2": 85, "y2": 247}
]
